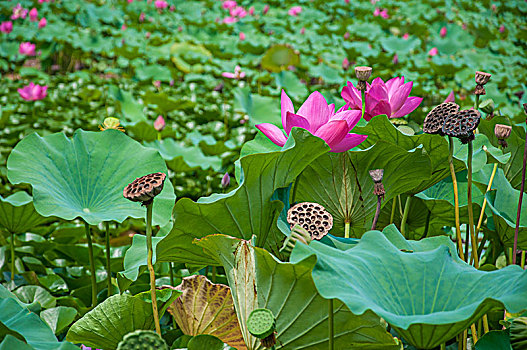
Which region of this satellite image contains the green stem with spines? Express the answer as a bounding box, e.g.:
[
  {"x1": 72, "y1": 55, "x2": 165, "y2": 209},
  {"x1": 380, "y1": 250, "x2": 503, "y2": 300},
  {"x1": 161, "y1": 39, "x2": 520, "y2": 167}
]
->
[
  {"x1": 105, "y1": 222, "x2": 112, "y2": 297},
  {"x1": 85, "y1": 222, "x2": 97, "y2": 308},
  {"x1": 146, "y1": 202, "x2": 161, "y2": 335},
  {"x1": 400, "y1": 196, "x2": 412, "y2": 238}
]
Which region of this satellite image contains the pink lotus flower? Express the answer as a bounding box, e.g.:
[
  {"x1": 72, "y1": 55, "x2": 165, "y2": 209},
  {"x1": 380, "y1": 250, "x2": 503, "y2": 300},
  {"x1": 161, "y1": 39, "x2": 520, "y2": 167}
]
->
[
  {"x1": 300, "y1": 27, "x2": 305, "y2": 34},
  {"x1": 121, "y1": 24, "x2": 127, "y2": 31},
  {"x1": 223, "y1": 0, "x2": 237, "y2": 9},
  {"x1": 18, "y1": 82, "x2": 47, "y2": 101},
  {"x1": 444, "y1": 91, "x2": 455, "y2": 103},
  {"x1": 38, "y1": 17, "x2": 47, "y2": 29},
  {"x1": 239, "y1": 32, "x2": 245, "y2": 40},
  {"x1": 341, "y1": 77, "x2": 423, "y2": 121},
  {"x1": 380, "y1": 9, "x2": 389, "y2": 18},
  {"x1": 440, "y1": 26, "x2": 447, "y2": 37},
  {"x1": 223, "y1": 16, "x2": 237, "y2": 23},
  {"x1": 154, "y1": 0, "x2": 168, "y2": 9},
  {"x1": 428, "y1": 47, "x2": 438, "y2": 56},
  {"x1": 0, "y1": 21, "x2": 13, "y2": 33},
  {"x1": 402, "y1": 33, "x2": 409, "y2": 40},
  {"x1": 248, "y1": 6, "x2": 255, "y2": 15},
  {"x1": 342, "y1": 57, "x2": 350, "y2": 70},
  {"x1": 499, "y1": 25, "x2": 505, "y2": 33},
  {"x1": 288, "y1": 6, "x2": 302, "y2": 16},
  {"x1": 29, "y1": 8, "x2": 38, "y2": 22},
  {"x1": 19, "y1": 42, "x2": 36, "y2": 56},
  {"x1": 11, "y1": 4, "x2": 28, "y2": 20},
  {"x1": 39, "y1": 0, "x2": 51, "y2": 2},
  {"x1": 222, "y1": 65, "x2": 245, "y2": 79},
  {"x1": 373, "y1": 7, "x2": 381, "y2": 16},
  {"x1": 392, "y1": 53, "x2": 399, "y2": 64},
  {"x1": 230, "y1": 6, "x2": 246, "y2": 17},
  {"x1": 343, "y1": 31, "x2": 350, "y2": 39},
  {"x1": 154, "y1": 115, "x2": 165, "y2": 131},
  {"x1": 263, "y1": 4, "x2": 269, "y2": 14},
  {"x1": 256, "y1": 90, "x2": 367, "y2": 152},
  {"x1": 139, "y1": 12, "x2": 146, "y2": 22}
]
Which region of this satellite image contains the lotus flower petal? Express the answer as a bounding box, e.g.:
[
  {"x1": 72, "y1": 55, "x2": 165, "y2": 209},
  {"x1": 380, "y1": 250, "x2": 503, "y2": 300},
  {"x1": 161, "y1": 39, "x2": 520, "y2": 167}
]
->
[
  {"x1": 368, "y1": 100, "x2": 392, "y2": 120},
  {"x1": 285, "y1": 112, "x2": 311, "y2": 135},
  {"x1": 255, "y1": 123, "x2": 287, "y2": 147},
  {"x1": 297, "y1": 91, "x2": 331, "y2": 131},
  {"x1": 281, "y1": 90, "x2": 295, "y2": 132},
  {"x1": 329, "y1": 133, "x2": 368, "y2": 152},
  {"x1": 341, "y1": 82, "x2": 362, "y2": 109},
  {"x1": 391, "y1": 96, "x2": 423, "y2": 119},
  {"x1": 314, "y1": 120, "x2": 349, "y2": 148},
  {"x1": 389, "y1": 81, "x2": 413, "y2": 112},
  {"x1": 330, "y1": 110, "x2": 362, "y2": 129}
]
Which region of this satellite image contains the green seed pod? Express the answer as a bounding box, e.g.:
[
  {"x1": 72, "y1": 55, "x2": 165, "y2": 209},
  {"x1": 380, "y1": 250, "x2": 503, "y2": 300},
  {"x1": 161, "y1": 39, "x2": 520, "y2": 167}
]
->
[
  {"x1": 116, "y1": 330, "x2": 168, "y2": 350},
  {"x1": 480, "y1": 99, "x2": 495, "y2": 115},
  {"x1": 247, "y1": 308, "x2": 276, "y2": 340}
]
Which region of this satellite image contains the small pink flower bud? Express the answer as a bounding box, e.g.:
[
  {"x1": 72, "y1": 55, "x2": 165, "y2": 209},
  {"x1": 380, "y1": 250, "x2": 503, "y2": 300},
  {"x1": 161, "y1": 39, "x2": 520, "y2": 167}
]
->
[
  {"x1": 38, "y1": 17, "x2": 47, "y2": 29},
  {"x1": 263, "y1": 4, "x2": 270, "y2": 14},
  {"x1": 29, "y1": 8, "x2": 38, "y2": 22},
  {"x1": 221, "y1": 173, "x2": 230, "y2": 188},
  {"x1": 428, "y1": 47, "x2": 438, "y2": 56},
  {"x1": 440, "y1": 26, "x2": 447, "y2": 37},
  {"x1": 239, "y1": 32, "x2": 245, "y2": 40},
  {"x1": 154, "y1": 115, "x2": 165, "y2": 131},
  {"x1": 343, "y1": 31, "x2": 350, "y2": 39}
]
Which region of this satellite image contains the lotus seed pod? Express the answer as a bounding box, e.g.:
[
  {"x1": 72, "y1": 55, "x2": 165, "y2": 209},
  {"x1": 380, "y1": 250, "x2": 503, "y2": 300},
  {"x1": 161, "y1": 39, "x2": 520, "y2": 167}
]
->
[
  {"x1": 442, "y1": 109, "x2": 481, "y2": 144},
  {"x1": 116, "y1": 329, "x2": 168, "y2": 350},
  {"x1": 247, "y1": 308, "x2": 276, "y2": 348},
  {"x1": 479, "y1": 99, "x2": 495, "y2": 115},
  {"x1": 494, "y1": 124, "x2": 512, "y2": 148},
  {"x1": 123, "y1": 172, "x2": 166, "y2": 205},
  {"x1": 423, "y1": 102, "x2": 460, "y2": 135},
  {"x1": 287, "y1": 202, "x2": 333, "y2": 240},
  {"x1": 474, "y1": 71, "x2": 491, "y2": 95},
  {"x1": 369, "y1": 169, "x2": 385, "y2": 198},
  {"x1": 355, "y1": 66, "x2": 372, "y2": 91},
  {"x1": 279, "y1": 224, "x2": 312, "y2": 255}
]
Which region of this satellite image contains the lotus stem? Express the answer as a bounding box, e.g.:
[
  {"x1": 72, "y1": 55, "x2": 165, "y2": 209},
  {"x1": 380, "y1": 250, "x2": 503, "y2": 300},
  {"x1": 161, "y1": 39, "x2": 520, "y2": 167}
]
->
[
  {"x1": 84, "y1": 222, "x2": 97, "y2": 308},
  {"x1": 522, "y1": 251, "x2": 526, "y2": 269},
  {"x1": 448, "y1": 136, "x2": 465, "y2": 261},
  {"x1": 105, "y1": 222, "x2": 112, "y2": 297},
  {"x1": 400, "y1": 196, "x2": 412, "y2": 238},
  {"x1": 146, "y1": 202, "x2": 161, "y2": 335},
  {"x1": 441, "y1": 343, "x2": 446, "y2": 350},
  {"x1": 344, "y1": 221, "x2": 350, "y2": 239},
  {"x1": 10, "y1": 232, "x2": 15, "y2": 281},
  {"x1": 467, "y1": 141, "x2": 479, "y2": 268},
  {"x1": 390, "y1": 197, "x2": 396, "y2": 224},
  {"x1": 169, "y1": 262, "x2": 175, "y2": 286},
  {"x1": 371, "y1": 196, "x2": 382, "y2": 230},
  {"x1": 471, "y1": 323, "x2": 478, "y2": 343},
  {"x1": 483, "y1": 314, "x2": 490, "y2": 333},
  {"x1": 212, "y1": 265, "x2": 217, "y2": 283},
  {"x1": 328, "y1": 299, "x2": 334, "y2": 350},
  {"x1": 421, "y1": 210, "x2": 431, "y2": 240},
  {"x1": 513, "y1": 116, "x2": 527, "y2": 265},
  {"x1": 360, "y1": 90, "x2": 365, "y2": 120}
]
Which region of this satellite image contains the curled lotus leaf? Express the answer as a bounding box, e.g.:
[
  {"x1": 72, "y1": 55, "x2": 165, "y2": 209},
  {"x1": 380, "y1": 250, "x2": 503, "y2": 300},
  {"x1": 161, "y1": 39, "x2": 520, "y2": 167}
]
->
[
  {"x1": 290, "y1": 225, "x2": 527, "y2": 349},
  {"x1": 7, "y1": 129, "x2": 175, "y2": 226},
  {"x1": 168, "y1": 274, "x2": 247, "y2": 350},
  {"x1": 0, "y1": 192, "x2": 51, "y2": 236}
]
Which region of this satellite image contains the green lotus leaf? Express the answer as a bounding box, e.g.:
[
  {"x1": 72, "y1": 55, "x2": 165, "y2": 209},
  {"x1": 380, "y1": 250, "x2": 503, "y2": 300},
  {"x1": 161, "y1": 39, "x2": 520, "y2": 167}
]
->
[
  {"x1": 510, "y1": 317, "x2": 527, "y2": 350},
  {"x1": 107, "y1": 86, "x2": 147, "y2": 126},
  {"x1": 156, "y1": 128, "x2": 330, "y2": 265},
  {"x1": 171, "y1": 42, "x2": 212, "y2": 73},
  {"x1": 475, "y1": 330, "x2": 512, "y2": 350},
  {"x1": 0, "y1": 335, "x2": 32, "y2": 350},
  {"x1": 354, "y1": 115, "x2": 465, "y2": 194},
  {"x1": 294, "y1": 140, "x2": 431, "y2": 237},
  {"x1": 485, "y1": 169, "x2": 527, "y2": 250},
  {"x1": 290, "y1": 226, "x2": 527, "y2": 349},
  {"x1": 40, "y1": 307, "x2": 78, "y2": 335},
  {"x1": 187, "y1": 335, "x2": 224, "y2": 350},
  {"x1": 144, "y1": 138, "x2": 222, "y2": 172},
  {"x1": 196, "y1": 234, "x2": 401, "y2": 350},
  {"x1": 142, "y1": 91, "x2": 195, "y2": 114},
  {"x1": 261, "y1": 44, "x2": 300, "y2": 73},
  {"x1": 0, "y1": 286, "x2": 78, "y2": 350},
  {"x1": 66, "y1": 294, "x2": 155, "y2": 350},
  {"x1": 453, "y1": 133, "x2": 510, "y2": 173},
  {"x1": 7, "y1": 129, "x2": 175, "y2": 226},
  {"x1": 0, "y1": 192, "x2": 51, "y2": 236},
  {"x1": 13, "y1": 286, "x2": 56, "y2": 309}
]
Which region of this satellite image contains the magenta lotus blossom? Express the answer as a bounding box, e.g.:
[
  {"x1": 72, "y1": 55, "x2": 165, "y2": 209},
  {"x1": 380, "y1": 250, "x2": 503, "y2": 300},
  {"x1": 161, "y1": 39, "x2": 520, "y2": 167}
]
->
[
  {"x1": 29, "y1": 8, "x2": 38, "y2": 22},
  {"x1": 380, "y1": 9, "x2": 389, "y2": 18},
  {"x1": 300, "y1": 27, "x2": 305, "y2": 35},
  {"x1": 256, "y1": 90, "x2": 367, "y2": 152},
  {"x1": 38, "y1": 17, "x2": 47, "y2": 29},
  {"x1": 223, "y1": 0, "x2": 237, "y2": 9},
  {"x1": 342, "y1": 58, "x2": 350, "y2": 70},
  {"x1": 263, "y1": 4, "x2": 269, "y2": 14},
  {"x1": 230, "y1": 6, "x2": 247, "y2": 17},
  {"x1": 288, "y1": 6, "x2": 302, "y2": 16},
  {"x1": 154, "y1": 115, "x2": 165, "y2": 131},
  {"x1": 222, "y1": 65, "x2": 245, "y2": 79},
  {"x1": 0, "y1": 21, "x2": 13, "y2": 33},
  {"x1": 440, "y1": 26, "x2": 447, "y2": 37},
  {"x1": 19, "y1": 42, "x2": 36, "y2": 56},
  {"x1": 223, "y1": 16, "x2": 237, "y2": 23},
  {"x1": 428, "y1": 47, "x2": 438, "y2": 56},
  {"x1": 239, "y1": 32, "x2": 245, "y2": 40},
  {"x1": 402, "y1": 33, "x2": 409, "y2": 40},
  {"x1": 11, "y1": 4, "x2": 28, "y2": 20},
  {"x1": 499, "y1": 25, "x2": 505, "y2": 33},
  {"x1": 444, "y1": 91, "x2": 455, "y2": 103},
  {"x1": 341, "y1": 77, "x2": 423, "y2": 121},
  {"x1": 392, "y1": 53, "x2": 399, "y2": 64},
  {"x1": 248, "y1": 6, "x2": 255, "y2": 15},
  {"x1": 18, "y1": 82, "x2": 47, "y2": 101},
  {"x1": 154, "y1": 0, "x2": 168, "y2": 9}
]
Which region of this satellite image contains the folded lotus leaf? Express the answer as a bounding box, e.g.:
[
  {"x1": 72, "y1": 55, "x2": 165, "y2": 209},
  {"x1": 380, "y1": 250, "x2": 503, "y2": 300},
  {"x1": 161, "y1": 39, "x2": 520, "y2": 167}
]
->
[
  {"x1": 290, "y1": 226, "x2": 527, "y2": 349},
  {"x1": 196, "y1": 234, "x2": 402, "y2": 350},
  {"x1": 0, "y1": 192, "x2": 50, "y2": 237},
  {"x1": 7, "y1": 129, "x2": 175, "y2": 226},
  {"x1": 168, "y1": 274, "x2": 246, "y2": 350}
]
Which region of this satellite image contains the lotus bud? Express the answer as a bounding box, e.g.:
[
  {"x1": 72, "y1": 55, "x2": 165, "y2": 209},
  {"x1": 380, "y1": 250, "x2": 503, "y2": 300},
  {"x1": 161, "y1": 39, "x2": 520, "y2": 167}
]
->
[
  {"x1": 355, "y1": 66, "x2": 372, "y2": 91},
  {"x1": 154, "y1": 115, "x2": 165, "y2": 132},
  {"x1": 494, "y1": 124, "x2": 512, "y2": 148},
  {"x1": 369, "y1": 169, "x2": 385, "y2": 199},
  {"x1": 221, "y1": 172, "x2": 230, "y2": 188},
  {"x1": 474, "y1": 71, "x2": 491, "y2": 95}
]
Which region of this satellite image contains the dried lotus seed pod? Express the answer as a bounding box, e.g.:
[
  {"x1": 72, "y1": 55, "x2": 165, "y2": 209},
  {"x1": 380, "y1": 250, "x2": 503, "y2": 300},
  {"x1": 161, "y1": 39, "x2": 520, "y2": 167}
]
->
[
  {"x1": 442, "y1": 109, "x2": 481, "y2": 144},
  {"x1": 423, "y1": 102, "x2": 460, "y2": 135},
  {"x1": 287, "y1": 202, "x2": 333, "y2": 240},
  {"x1": 474, "y1": 71, "x2": 491, "y2": 95},
  {"x1": 123, "y1": 172, "x2": 166, "y2": 205},
  {"x1": 494, "y1": 124, "x2": 512, "y2": 148}
]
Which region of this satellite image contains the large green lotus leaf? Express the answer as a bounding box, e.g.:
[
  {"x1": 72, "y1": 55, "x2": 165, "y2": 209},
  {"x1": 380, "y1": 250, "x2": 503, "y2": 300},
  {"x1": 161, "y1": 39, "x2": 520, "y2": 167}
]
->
[
  {"x1": 7, "y1": 129, "x2": 175, "y2": 226},
  {"x1": 294, "y1": 140, "x2": 431, "y2": 237},
  {"x1": 156, "y1": 129, "x2": 330, "y2": 265},
  {"x1": 0, "y1": 192, "x2": 50, "y2": 236},
  {"x1": 475, "y1": 330, "x2": 512, "y2": 350},
  {"x1": 0, "y1": 296, "x2": 78, "y2": 350},
  {"x1": 144, "y1": 138, "x2": 222, "y2": 172},
  {"x1": 452, "y1": 133, "x2": 510, "y2": 173},
  {"x1": 484, "y1": 169, "x2": 527, "y2": 249},
  {"x1": 354, "y1": 115, "x2": 465, "y2": 194},
  {"x1": 415, "y1": 169, "x2": 485, "y2": 225},
  {"x1": 40, "y1": 307, "x2": 78, "y2": 335},
  {"x1": 477, "y1": 116, "x2": 526, "y2": 190},
  {"x1": 196, "y1": 234, "x2": 401, "y2": 350},
  {"x1": 66, "y1": 294, "x2": 154, "y2": 350},
  {"x1": 290, "y1": 227, "x2": 527, "y2": 349}
]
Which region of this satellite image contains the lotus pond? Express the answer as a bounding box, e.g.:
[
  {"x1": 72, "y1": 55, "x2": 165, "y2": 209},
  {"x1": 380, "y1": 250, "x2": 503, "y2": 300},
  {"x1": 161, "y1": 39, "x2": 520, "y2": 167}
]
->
[{"x1": 1, "y1": 0, "x2": 527, "y2": 349}]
